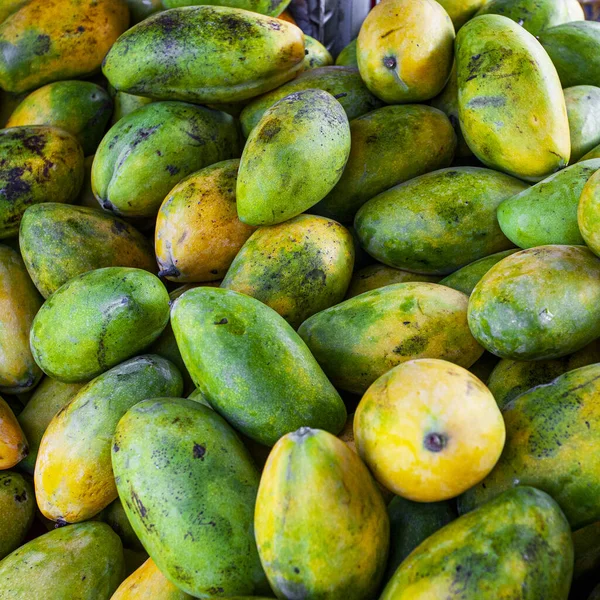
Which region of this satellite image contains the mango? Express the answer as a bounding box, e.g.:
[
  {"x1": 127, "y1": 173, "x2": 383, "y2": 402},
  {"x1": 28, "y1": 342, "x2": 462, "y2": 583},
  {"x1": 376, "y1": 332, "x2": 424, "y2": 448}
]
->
[
  {"x1": 357, "y1": 0, "x2": 455, "y2": 103},
  {"x1": 381, "y1": 487, "x2": 573, "y2": 600},
  {"x1": 255, "y1": 428, "x2": 389, "y2": 600},
  {"x1": 468, "y1": 245, "x2": 600, "y2": 360},
  {"x1": 0, "y1": 471, "x2": 34, "y2": 559},
  {"x1": 163, "y1": 0, "x2": 289, "y2": 16},
  {"x1": 0, "y1": 0, "x2": 129, "y2": 94},
  {"x1": 221, "y1": 214, "x2": 354, "y2": 328},
  {"x1": 346, "y1": 264, "x2": 440, "y2": 299},
  {"x1": 0, "y1": 0, "x2": 30, "y2": 23},
  {"x1": 113, "y1": 397, "x2": 269, "y2": 597},
  {"x1": 565, "y1": 86, "x2": 600, "y2": 162},
  {"x1": 126, "y1": 0, "x2": 162, "y2": 22},
  {"x1": 0, "y1": 125, "x2": 84, "y2": 238},
  {"x1": 566, "y1": 0, "x2": 585, "y2": 19},
  {"x1": 582, "y1": 143, "x2": 600, "y2": 162},
  {"x1": 0, "y1": 397, "x2": 27, "y2": 470},
  {"x1": 313, "y1": 105, "x2": 456, "y2": 223},
  {"x1": 573, "y1": 521, "x2": 600, "y2": 582},
  {"x1": 30, "y1": 267, "x2": 170, "y2": 382},
  {"x1": 237, "y1": 89, "x2": 350, "y2": 226},
  {"x1": 436, "y1": 0, "x2": 486, "y2": 28},
  {"x1": 92, "y1": 101, "x2": 240, "y2": 218},
  {"x1": 335, "y1": 39, "x2": 357, "y2": 66},
  {"x1": 103, "y1": 6, "x2": 304, "y2": 104},
  {"x1": 578, "y1": 168, "x2": 600, "y2": 257},
  {"x1": 298, "y1": 282, "x2": 483, "y2": 395},
  {"x1": 355, "y1": 167, "x2": 525, "y2": 275},
  {"x1": 457, "y1": 15, "x2": 570, "y2": 181},
  {"x1": 111, "y1": 91, "x2": 154, "y2": 125},
  {"x1": 103, "y1": 498, "x2": 144, "y2": 552},
  {"x1": 0, "y1": 522, "x2": 125, "y2": 599},
  {"x1": 303, "y1": 35, "x2": 333, "y2": 70}
]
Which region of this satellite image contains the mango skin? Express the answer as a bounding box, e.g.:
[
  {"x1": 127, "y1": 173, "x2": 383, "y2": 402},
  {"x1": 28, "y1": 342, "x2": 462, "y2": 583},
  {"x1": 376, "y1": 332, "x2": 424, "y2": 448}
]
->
[
  {"x1": 436, "y1": 0, "x2": 486, "y2": 29},
  {"x1": 0, "y1": 125, "x2": 84, "y2": 238},
  {"x1": 126, "y1": 0, "x2": 162, "y2": 22},
  {"x1": 92, "y1": 101, "x2": 240, "y2": 218},
  {"x1": 255, "y1": 428, "x2": 389, "y2": 600},
  {"x1": 103, "y1": 6, "x2": 304, "y2": 104},
  {"x1": 579, "y1": 169, "x2": 600, "y2": 257},
  {"x1": 313, "y1": 105, "x2": 456, "y2": 223},
  {"x1": 303, "y1": 35, "x2": 333, "y2": 70},
  {"x1": 346, "y1": 264, "x2": 440, "y2": 299},
  {"x1": 355, "y1": 167, "x2": 525, "y2": 275},
  {"x1": 573, "y1": 520, "x2": 600, "y2": 583},
  {"x1": 457, "y1": 15, "x2": 570, "y2": 181},
  {"x1": 298, "y1": 282, "x2": 483, "y2": 395},
  {"x1": 30, "y1": 267, "x2": 170, "y2": 383},
  {"x1": 102, "y1": 498, "x2": 144, "y2": 552},
  {"x1": 335, "y1": 39, "x2": 357, "y2": 67},
  {"x1": 20, "y1": 203, "x2": 156, "y2": 298},
  {"x1": 0, "y1": 0, "x2": 129, "y2": 94},
  {"x1": 0, "y1": 472, "x2": 34, "y2": 559},
  {"x1": 0, "y1": 0, "x2": 30, "y2": 23},
  {"x1": 111, "y1": 91, "x2": 154, "y2": 125},
  {"x1": 163, "y1": 0, "x2": 290, "y2": 15},
  {"x1": 0, "y1": 522, "x2": 125, "y2": 600},
  {"x1": 582, "y1": 142, "x2": 600, "y2": 162},
  {"x1": 113, "y1": 398, "x2": 269, "y2": 597},
  {"x1": 565, "y1": 86, "x2": 600, "y2": 162},
  {"x1": 381, "y1": 487, "x2": 573, "y2": 600},
  {"x1": 0, "y1": 396, "x2": 27, "y2": 469},
  {"x1": 468, "y1": 245, "x2": 600, "y2": 361},
  {"x1": 221, "y1": 214, "x2": 355, "y2": 328}
]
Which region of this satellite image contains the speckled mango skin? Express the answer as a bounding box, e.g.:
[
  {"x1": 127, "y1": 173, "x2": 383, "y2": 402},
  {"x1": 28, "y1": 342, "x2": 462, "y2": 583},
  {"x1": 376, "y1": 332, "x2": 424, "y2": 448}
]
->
[
  {"x1": 0, "y1": 522, "x2": 125, "y2": 600},
  {"x1": 346, "y1": 264, "x2": 440, "y2": 299},
  {"x1": 103, "y1": 6, "x2": 304, "y2": 104},
  {"x1": 0, "y1": 0, "x2": 129, "y2": 94},
  {"x1": 468, "y1": 245, "x2": 600, "y2": 360},
  {"x1": 0, "y1": 125, "x2": 84, "y2": 238},
  {"x1": 237, "y1": 89, "x2": 350, "y2": 226},
  {"x1": 436, "y1": 0, "x2": 486, "y2": 29},
  {"x1": 92, "y1": 101, "x2": 240, "y2": 218},
  {"x1": 565, "y1": 86, "x2": 600, "y2": 163},
  {"x1": 457, "y1": 15, "x2": 570, "y2": 181},
  {"x1": 163, "y1": 0, "x2": 289, "y2": 15},
  {"x1": 30, "y1": 267, "x2": 170, "y2": 382},
  {"x1": 20, "y1": 203, "x2": 156, "y2": 298},
  {"x1": 303, "y1": 35, "x2": 333, "y2": 70},
  {"x1": 112, "y1": 398, "x2": 269, "y2": 597},
  {"x1": 298, "y1": 282, "x2": 483, "y2": 395},
  {"x1": 0, "y1": 396, "x2": 27, "y2": 469},
  {"x1": 255, "y1": 428, "x2": 389, "y2": 600},
  {"x1": 172, "y1": 287, "x2": 346, "y2": 445},
  {"x1": 221, "y1": 215, "x2": 354, "y2": 328},
  {"x1": 335, "y1": 39, "x2": 357, "y2": 67},
  {"x1": 313, "y1": 105, "x2": 456, "y2": 223},
  {"x1": 355, "y1": 167, "x2": 525, "y2": 275},
  {"x1": 0, "y1": 471, "x2": 34, "y2": 559},
  {"x1": 381, "y1": 487, "x2": 573, "y2": 600},
  {"x1": 579, "y1": 169, "x2": 600, "y2": 257},
  {"x1": 357, "y1": 0, "x2": 455, "y2": 104},
  {"x1": 460, "y1": 363, "x2": 600, "y2": 530}
]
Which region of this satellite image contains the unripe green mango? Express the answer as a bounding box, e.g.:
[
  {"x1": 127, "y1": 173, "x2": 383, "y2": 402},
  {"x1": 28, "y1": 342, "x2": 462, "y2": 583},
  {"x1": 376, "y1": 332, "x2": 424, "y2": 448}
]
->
[
  {"x1": 237, "y1": 89, "x2": 351, "y2": 226},
  {"x1": 30, "y1": 267, "x2": 170, "y2": 382},
  {"x1": 127, "y1": 0, "x2": 162, "y2": 23},
  {"x1": 110, "y1": 91, "x2": 154, "y2": 125},
  {"x1": 92, "y1": 101, "x2": 240, "y2": 218},
  {"x1": 102, "y1": 498, "x2": 144, "y2": 552},
  {"x1": 162, "y1": 0, "x2": 290, "y2": 17},
  {"x1": 103, "y1": 6, "x2": 305, "y2": 104},
  {"x1": 0, "y1": 471, "x2": 34, "y2": 559},
  {"x1": 468, "y1": 246, "x2": 600, "y2": 360},
  {"x1": 346, "y1": 264, "x2": 440, "y2": 299},
  {"x1": 171, "y1": 287, "x2": 346, "y2": 446},
  {"x1": 565, "y1": 86, "x2": 600, "y2": 163},
  {"x1": 113, "y1": 397, "x2": 269, "y2": 597},
  {"x1": 579, "y1": 169, "x2": 600, "y2": 257},
  {"x1": 0, "y1": 125, "x2": 84, "y2": 238},
  {"x1": 303, "y1": 35, "x2": 333, "y2": 70},
  {"x1": 335, "y1": 39, "x2": 357, "y2": 67},
  {"x1": 582, "y1": 143, "x2": 600, "y2": 162},
  {"x1": 436, "y1": 0, "x2": 486, "y2": 29},
  {"x1": 457, "y1": 15, "x2": 570, "y2": 181}
]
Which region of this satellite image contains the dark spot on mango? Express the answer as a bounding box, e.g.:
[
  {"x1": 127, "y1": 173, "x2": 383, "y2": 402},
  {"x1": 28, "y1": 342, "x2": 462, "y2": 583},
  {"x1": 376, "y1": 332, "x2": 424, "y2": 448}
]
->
[
  {"x1": 131, "y1": 490, "x2": 148, "y2": 518},
  {"x1": 193, "y1": 443, "x2": 206, "y2": 459},
  {"x1": 113, "y1": 443, "x2": 120, "y2": 453},
  {"x1": 214, "y1": 318, "x2": 228, "y2": 325},
  {"x1": 383, "y1": 56, "x2": 397, "y2": 69},
  {"x1": 424, "y1": 432, "x2": 447, "y2": 452},
  {"x1": 55, "y1": 518, "x2": 68, "y2": 528},
  {"x1": 14, "y1": 491, "x2": 27, "y2": 503},
  {"x1": 166, "y1": 165, "x2": 180, "y2": 175},
  {"x1": 259, "y1": 119, "x2": 282, "y2": 141},
  {"x1": 34, "y1": 34, "x2": 51, "y2": 56}
]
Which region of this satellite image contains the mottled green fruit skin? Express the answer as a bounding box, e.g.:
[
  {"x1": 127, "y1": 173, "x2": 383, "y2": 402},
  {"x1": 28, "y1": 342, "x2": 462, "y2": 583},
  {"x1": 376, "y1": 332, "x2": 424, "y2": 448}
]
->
[
  {"x1": 162, "y1": 0, "x2": 290, "y2": 15},
  {"x1": 240, "y1": 66, "x2": 383, "y2": 138},
  {"x1": 237, "y1": 89, "x2": 350, "y2": 226},
  {"x1": 30, "y1": 267, "x2": 170, "y2": 383},
  {"x1": 335, "y1": 39, "x2": 357, "y2": 66},
  {"x1": 297, "y1": 282, "x2": 483, "y2": 395},
  {"x1": 497, "y1": 160, "x2": 600, "y2": 249},
  {"x1": 0, "y1": 522, "x2": 125, "y2": 600},
  {"x1": 103, "y1": 6, "x2": 305, "y2": 104},
  {"x1": 303, "y1": 35, "x2": 333, "y2": 70},
  {"x1": 171, "y1": 287, "x2": 346, "y2": 446},
  {"x1": 539, "y1": 22, "x2": 600, "y2": 88},
  {"x1": 19, "y1": 203, "x2": 156, "y2": 298},
  {"x1": 355, "y1": 167, "x2": 525, "y2": 275},
  {"x1": 0, "y1": 126, "x2": 84, "y2": 238},
  {"x1": 565, "y1": 86, "x2": 600, "y2": 162},
  {"x1": 102, "y1": 498, "x2": 144, "y2": 551},
  {"x1": 127, "y1": 0, "x2": 162, "y2": 22},
  {"x1": 346, "y1": 264, "x2": 440, "y2": 299},
  {"x1": 0, "y1": 472, "x2": 34, "y2": 559},
  {"x1": 468, "y1": 245, "x2": 600, "y2": 360},
  {"x1": 460, "y1": 364, "x2": 600, "y2": 530},
  {"x1": 382, "y1": 487, "x2": 573, "y2": 600},
  {"x1": 7, "y1": 81, "x2": 113, "y2": 156},
  {"x1": 92, "y1": 101, "x2": 240, "y2": 218},
  {"x1": 313, "y1": 105, "x2": 456, "y2": 223},
  {"x1": 113, "y1": 398, "x2": 268, "y2": 597}
]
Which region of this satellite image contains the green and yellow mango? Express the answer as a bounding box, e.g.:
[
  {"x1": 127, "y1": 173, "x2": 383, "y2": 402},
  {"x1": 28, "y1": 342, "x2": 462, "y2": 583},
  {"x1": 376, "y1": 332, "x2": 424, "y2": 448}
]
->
[
  {"x1": 303, "y1": 35, "x2": 333, "y2": 70},
  {"x1": 578, "y1": 167, "x2": 600, "y2": 257},
  {"x1": 335, "y1": 39, "x2": 357, "y2": 67},
  {"x1": 0, "y1": 396, "x2": 27, "y2": 469},
  {"x1": 0, "y1": 471, "x2": 34, "y2": 559},
  {"x1": 346, "y1": 264, "x2": 440, "y2": 299},
  {"x1": 162, "y1": 0, "x2": 290, "y2": 17},
  {"x1": 565, "y1": 86, "x2": 600, "y2": 162},
  {"x1": 436, "y1": 0, "x2": 486, "y2": 29}
]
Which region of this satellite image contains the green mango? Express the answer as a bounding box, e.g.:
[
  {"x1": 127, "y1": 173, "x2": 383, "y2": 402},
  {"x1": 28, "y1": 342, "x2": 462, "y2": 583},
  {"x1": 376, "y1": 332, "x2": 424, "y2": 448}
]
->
[
  {"x1": 346, "y1": 264, "x2": 440, "y2": 299},
  {"x1": 126, "y1": 0, "x2": 162, "y2": 23},
  {"x1": 565, "y1": 86, "x2": 600, "y2": 162},
  {"x1": 0, "y1": 471, "x2": 34, "y2": 559},
  {"x1": 539, "y1": 21, "x2": 600, "y2": 88},
  {"x1": 313, "y1": 105, "x2": 456, "y2": 223},
  {"x1": 297, "y1": 282, "x2": 484, "y2": 395},
  {"x1": 579, "y1": 169, "x2": 600, "y2": 257},
  {"x1": 237, "y1": 89, "x2": 351, "y2": 226},
  {"x1": 335, "y1": 39, "x2": 357, "y2": 67},
  {"x1": 582, "y1": 142, "x2": 600, "y2": 162},
  {"x1": 19, "y1": 203, "x2": 156, "y2": 298},
  {"x1": 436, "y1": 0, "x2": 487, "y2": 29},
  {"x1": 221, "y1": 214, "x2": 355, "y2": 328},
  {"x1": 573, "y1": 521, "x2": 600, "y2": 582},
  {"x1": 103, "y1": 6, "x2": 304, "y2": 104},
  {"x1": 303, "y1": 35, "x2": 333, "y2": 70},
  {"x1": 113, "y1": 397, "x2": 269, "y2": 597},
  {"x1": 30, "y1": 267, "x2": 170, "y2": 382},
  {"x1": 0, "y1": 125, "x2": 84, "y2": 238},
  {"x1": 468, "y1": 245, "x2": 600, "y2": 360},
  {"x1": 110, "y1": 91, "x2": 154, "y2": 125},
  {"x1": 162, "y1": 0, "x2": 290, "y2": 17},
  {"x1": 457, "y1": 15, "x2": 570, "y2": 181},
  {"x1": 102, "y1": 498, "x2": 144, "y2": 552},
  {"x1": 171, "y1": 287, "x2": 346, "y2": 446},
  {"x1": 0, "y1": 522, "x2": 125, "y2": 599},
  {"x1": 355, "y1": 167, "x2": 525, "y2": 275},
  {"x1": 92, "y1": 101, "x2": 240, "y2": 218},
  {"x1": 382, "y1": 487, "x2": 573, "y2": 600},
  {"x1": 497, "y1": 160, "x2": 600, "y2": 249}
]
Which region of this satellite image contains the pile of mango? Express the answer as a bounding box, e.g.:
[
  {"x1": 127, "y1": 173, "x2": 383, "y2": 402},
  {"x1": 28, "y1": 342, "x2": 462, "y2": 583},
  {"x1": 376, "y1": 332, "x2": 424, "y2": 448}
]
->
[{"x1": 1, "y1": 0, "x2": 600, "y2": 597}]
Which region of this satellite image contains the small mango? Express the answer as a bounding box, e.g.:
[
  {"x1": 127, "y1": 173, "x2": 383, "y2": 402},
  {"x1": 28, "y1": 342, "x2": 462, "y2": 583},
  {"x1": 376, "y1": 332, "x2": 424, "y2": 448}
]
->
[
  {"x1": 565, "y1": 86, "x2": 600, "y2": 163},
  {"x1": 0, "y1": 471, "x2": 34, "y2": 559},
  {"x1": 303, "y1": 35, "x2": 333, "y2": 70},
  {"x1": 578, "y1": 169, "x2": 600, "y2": 257}
]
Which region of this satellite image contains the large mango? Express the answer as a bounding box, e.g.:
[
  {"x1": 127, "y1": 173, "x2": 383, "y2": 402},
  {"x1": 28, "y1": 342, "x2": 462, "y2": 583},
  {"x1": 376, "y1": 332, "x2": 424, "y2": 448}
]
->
[{"x1": 0, "y1": 471, "x2": 34, "y2": 559}]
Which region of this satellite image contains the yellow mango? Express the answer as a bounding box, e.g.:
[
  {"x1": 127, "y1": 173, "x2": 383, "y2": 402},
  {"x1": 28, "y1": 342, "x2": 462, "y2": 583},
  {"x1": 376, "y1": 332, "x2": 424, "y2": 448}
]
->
[{"x1": 0, "y1": 396, "x2": 28, "y2": 469}]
